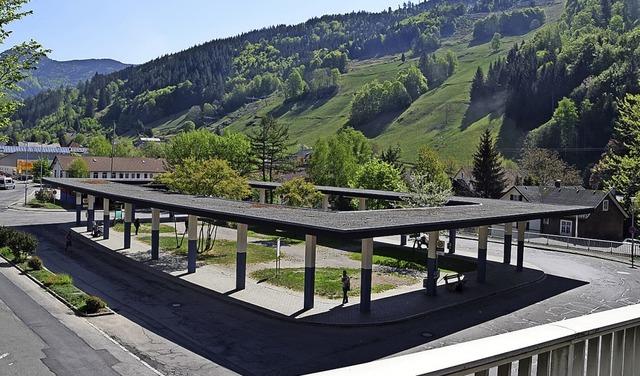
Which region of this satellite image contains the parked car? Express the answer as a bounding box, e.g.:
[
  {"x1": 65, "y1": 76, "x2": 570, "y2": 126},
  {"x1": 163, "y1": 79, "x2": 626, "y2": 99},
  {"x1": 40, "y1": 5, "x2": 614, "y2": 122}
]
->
[{"x1": 0, "y1": 177, "x2": 16, "y2": 189}]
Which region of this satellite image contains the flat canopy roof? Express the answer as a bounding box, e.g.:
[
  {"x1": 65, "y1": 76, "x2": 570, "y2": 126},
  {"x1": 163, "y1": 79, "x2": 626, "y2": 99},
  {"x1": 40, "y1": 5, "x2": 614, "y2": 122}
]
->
[{"x1": 45, "y1": 178, "x2": 593, "y2": 239}]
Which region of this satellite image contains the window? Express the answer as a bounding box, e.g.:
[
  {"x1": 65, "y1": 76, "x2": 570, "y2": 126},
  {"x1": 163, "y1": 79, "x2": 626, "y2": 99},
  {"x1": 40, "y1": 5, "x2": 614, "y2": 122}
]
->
[
  {"x1": 510, "y1": 194, "x2": 522, "y2": 201},
  {"x1": 560, "y1": 220, "x2": 573, "y2": 236},
  {"x1": 543, "y1": 218, "x2": 550, "y2": 225},
  {"x1": 111, "y1": 172, "x2": 117, "y2": 178},
  {"x1": 93, "y1": 172, "x2": 99, "y2": 178},
  {"x1": 136, "y1": 173, "x2": 141, "y2": 179},
  {"x1": 102, "y1": 172, "x2": 107, "y2": 178},
  {"x1": 144, "y1": 173, "x2": 148, "y2": 179},
  {"x1": 119, "y1": 173, "x2": 124, "y2": 179},
  {"x1": 125, "y1": 173, "x2": 129, "y2": 179},
  {"x1": 603, "y1": 200, "x2": 609, "y2": 211}
]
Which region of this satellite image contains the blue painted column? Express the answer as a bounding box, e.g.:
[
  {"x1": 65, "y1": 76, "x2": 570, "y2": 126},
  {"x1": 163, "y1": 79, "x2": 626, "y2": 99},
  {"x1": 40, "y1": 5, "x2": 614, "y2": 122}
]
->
[
  {"x1": 124, "y1": 203, "x2": 132, "y2": 249},
  {"x1": 102, "y1": 197, "x2": 110, "y2": 239},
  {"x1": 151, "y1": 208, "x2": 160, "y2": 260},
  {"x1": 187, "y1": 214, "x2": 197, "y2": 273},
  {"x1": 503, "y1": 222, "x2": 513, "y2": 265},
  {"x1": 75, "y1": 192, "x2": 82, "y2": 226},
  {"x1": 426, "y1": 231, "x2": 438, "y2": 296},
  {"x1": 360, "y1": 238, "x2": 373, "y2": 312},
  {"x1": 478, "y1": 226, "x2": 488, "y2": 283},
  {"x1": 448, "y1": 229, "x2": 457, "y2": 254},
  {"x1": 236, "y1": 223, "x2": 248, "y2": 290},
  {"x1": 86, "y1": 195, "x2": 95, "y2": 232},
  {"x1": 304, "y1": 234, "x2": 317, "y2": 310},
  {"x1": 517, "y1": 221, "x2": 526, "y2": 272}
]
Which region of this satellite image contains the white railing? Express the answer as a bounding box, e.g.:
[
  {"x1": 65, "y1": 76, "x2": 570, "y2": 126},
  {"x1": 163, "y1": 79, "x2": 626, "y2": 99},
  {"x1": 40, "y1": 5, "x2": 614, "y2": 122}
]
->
[
  {"x1": 458, "y1": 227, "x2": 636, "y2": 259},
  {"x1": 309, "y1": 304, "x2": 640, "y2": 375}
]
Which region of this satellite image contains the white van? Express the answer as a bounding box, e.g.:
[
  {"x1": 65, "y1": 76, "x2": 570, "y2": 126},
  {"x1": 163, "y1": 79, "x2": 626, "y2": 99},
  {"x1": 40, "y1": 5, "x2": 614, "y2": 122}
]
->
[{"x1": 0, "y1": 177, "x2": 16, "y2": 189}]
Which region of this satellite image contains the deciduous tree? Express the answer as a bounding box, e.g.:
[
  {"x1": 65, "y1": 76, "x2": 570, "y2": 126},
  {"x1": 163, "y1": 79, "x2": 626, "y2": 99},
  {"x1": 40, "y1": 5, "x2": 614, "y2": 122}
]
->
[
  {"x1": 519, "y1": 148, "x2": 582, "y2": 186},
  {"x1": 349, "y1": 158, "x2": 406, "y2": 209},
  {"x1": 274, "y1": 177, "x2": 323, "y2": 208},
  {"x1": 157, "y1": 158, "x2": 250, "y2": 199},
  {"x1": 67, "y1": 158, "x2": 90, "y2": 178}
]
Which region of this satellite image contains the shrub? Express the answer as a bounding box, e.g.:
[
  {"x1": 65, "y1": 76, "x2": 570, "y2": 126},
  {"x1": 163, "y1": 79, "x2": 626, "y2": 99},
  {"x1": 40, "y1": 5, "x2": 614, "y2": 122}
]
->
[
  {"x1": 35, "y1": 189, "x2": 55, "y2": 203},
  {"x1": 84, "y1": 295, "x2": 106, "y2": 313},
  {"x1": 27, "y1": 256, "x2": 43, "y2": 270},
  {"x1": 42, "y1": 273, "x2": 73, "y2": 287}
]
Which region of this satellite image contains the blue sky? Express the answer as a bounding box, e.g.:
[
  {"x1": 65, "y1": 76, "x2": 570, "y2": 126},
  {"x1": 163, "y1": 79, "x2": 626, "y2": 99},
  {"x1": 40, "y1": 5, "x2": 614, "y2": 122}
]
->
[{"x1": 4, "y1": 0, "x2": 402, "y2": 64}]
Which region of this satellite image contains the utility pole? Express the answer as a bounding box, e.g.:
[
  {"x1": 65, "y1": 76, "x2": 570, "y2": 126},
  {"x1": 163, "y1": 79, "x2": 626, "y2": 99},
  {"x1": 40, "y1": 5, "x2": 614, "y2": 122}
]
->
[{"x1": 110, "y1": 122, "x2": 116, "y2": 176}]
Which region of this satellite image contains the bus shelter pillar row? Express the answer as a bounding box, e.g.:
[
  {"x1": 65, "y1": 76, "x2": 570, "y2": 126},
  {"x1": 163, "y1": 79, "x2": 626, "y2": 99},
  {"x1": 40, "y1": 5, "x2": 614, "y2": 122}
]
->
[
  {"x1": 258, "y1": 188, "x2": 266, "y2": 204},
  {"x1": 75, "y1": 192, "x2": 82, "y2": 226},
  {"x1": 517, "y1": 221, "x2": 526, "y2": 272},
  {"x1": 504, "y1": 222, "x2": 513, "y2": 264},
  {"x1": 123, "y1": 203, "x2": 132, "y2": 249},
  {"x1": 236, "y1": 223, "x2": 248, "y2": 290},
  {"x1": 304, "y1": 234, "x2": 317, "y2": 310},
  {"x1": 426, "y1": 231, "x2": 438, "y2": 296},
  {"x1": 322, "y1": 195, "x2": 329, "y2": 211},
  {"x1": 187, "y1": 215, "x2": 198, "y2": 273},
  {"x1": 151, "y1": 208, "x2": 160, "y2": 260},
  {"x1": 86, "y1": 194, "x2": 95, "y2": 232},
  {"x1": 478, "y1": 226, "x2": 488, "y2": 283},
  {"x1": 102, "y1": 197, "x2": 110, "y2": 240},
  {"x1": 358, "y1": 198, "x2": 366, "y2": 211},
  {"x1": 448, "y1": 229, "x2": 457, "y2": 254},
  {"x1": 360, "y1": 238, "x2": 373, "y2": 313}
]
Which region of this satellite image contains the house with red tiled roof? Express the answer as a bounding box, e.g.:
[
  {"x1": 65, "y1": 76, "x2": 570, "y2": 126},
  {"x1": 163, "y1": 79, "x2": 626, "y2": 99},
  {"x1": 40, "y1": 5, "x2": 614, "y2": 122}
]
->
[{"x1": 51, "y1": 156, "x2": 167, "y2": 182}]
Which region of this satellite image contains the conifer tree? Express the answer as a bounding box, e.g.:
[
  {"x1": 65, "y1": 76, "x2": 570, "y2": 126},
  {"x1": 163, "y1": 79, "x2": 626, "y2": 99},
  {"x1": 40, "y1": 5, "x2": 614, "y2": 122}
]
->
[{"x1": 472, "y1": 129, "x2": 506, "y2": 198}]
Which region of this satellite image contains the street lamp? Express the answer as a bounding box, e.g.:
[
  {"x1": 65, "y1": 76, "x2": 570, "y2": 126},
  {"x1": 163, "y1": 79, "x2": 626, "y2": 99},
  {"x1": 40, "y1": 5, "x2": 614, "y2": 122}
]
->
[{"x1": 632, "y1": 197, "x2": 636, "y2": 268}]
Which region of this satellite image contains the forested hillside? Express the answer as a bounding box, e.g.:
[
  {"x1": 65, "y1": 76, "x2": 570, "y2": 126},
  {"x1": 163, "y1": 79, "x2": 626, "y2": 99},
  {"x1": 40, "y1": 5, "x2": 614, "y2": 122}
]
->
[
  {"x1": 10, "y1": 56, "x2": 131, "y2": 100},
  {"x1": 6, "y1": 0, "x2": 640, "y2": 179}
]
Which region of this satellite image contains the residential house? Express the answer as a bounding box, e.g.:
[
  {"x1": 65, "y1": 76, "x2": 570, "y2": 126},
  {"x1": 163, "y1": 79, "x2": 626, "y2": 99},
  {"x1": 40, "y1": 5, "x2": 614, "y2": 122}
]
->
[{"x1": 502, "y1": 184, "x2": 628, "y2": 240}]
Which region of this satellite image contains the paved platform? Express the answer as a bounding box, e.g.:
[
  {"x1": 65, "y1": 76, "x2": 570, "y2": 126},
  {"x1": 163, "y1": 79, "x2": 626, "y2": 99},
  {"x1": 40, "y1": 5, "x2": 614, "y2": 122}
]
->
[{"x1": 60, "y1": 222, "x2": 544, "y2": 326}]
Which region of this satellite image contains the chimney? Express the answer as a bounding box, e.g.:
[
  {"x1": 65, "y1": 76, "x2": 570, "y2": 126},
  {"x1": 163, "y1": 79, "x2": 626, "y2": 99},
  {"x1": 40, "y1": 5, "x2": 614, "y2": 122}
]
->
[{"x1": 554, "y1": 180, "x2": 561, "y2": 188}]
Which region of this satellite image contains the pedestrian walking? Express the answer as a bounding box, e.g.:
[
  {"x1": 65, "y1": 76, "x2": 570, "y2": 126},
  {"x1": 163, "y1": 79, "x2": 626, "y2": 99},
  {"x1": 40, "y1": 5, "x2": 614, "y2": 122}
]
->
[
  {"x1": 64, "y1": 231, "x2": 72, "y2": 252},
  {"x1": 134, "y1": 218, "x2": 140, "y2": 235},
  {"x1": 341, "y1": 270, "x2": 350, "y2": 304}
]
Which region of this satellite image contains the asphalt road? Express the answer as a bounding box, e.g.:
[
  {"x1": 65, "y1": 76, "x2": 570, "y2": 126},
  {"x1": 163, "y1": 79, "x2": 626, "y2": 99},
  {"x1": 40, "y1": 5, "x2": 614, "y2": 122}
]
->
[{"x1": 1, "y1": 197, "x2": 640, "y2": 375}]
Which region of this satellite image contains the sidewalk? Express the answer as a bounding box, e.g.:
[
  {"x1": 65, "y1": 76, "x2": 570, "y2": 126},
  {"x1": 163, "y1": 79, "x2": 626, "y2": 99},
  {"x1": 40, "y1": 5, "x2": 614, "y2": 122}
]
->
[{"x1": 63, "y1": 222, "x2": 545, "y2": 326}]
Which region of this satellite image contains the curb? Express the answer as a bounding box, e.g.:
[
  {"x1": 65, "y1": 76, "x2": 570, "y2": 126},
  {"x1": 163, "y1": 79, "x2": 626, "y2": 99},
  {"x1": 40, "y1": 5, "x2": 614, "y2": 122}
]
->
[{"x1": 0, "y1": 253, "x2": 114, "y2": 317}]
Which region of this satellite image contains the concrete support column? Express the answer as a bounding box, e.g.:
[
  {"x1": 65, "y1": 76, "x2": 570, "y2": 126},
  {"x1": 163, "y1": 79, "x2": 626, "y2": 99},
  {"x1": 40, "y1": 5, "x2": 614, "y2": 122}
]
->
[
  {"x1": 75, "y1": 192, "x2": 82, "y2": 226},
  {"x1": 358, "y1": 198, "x2": 366, "y2": 211},
  {"x1": 426, "y1": 231, "x2": 438, "y2": 296},
  {"x1": 102, "y1": 198, "x2": 110, "y2": 240},
  {"x1": 258, "y1": 189, "x2": 266, "y2": 204},
  {"x1": 503, "y1": 222, "x2": 513, "y2": 265},
  {"x1": 151, "y1": 208, "x2": 160, "y2": 260},
  {"x1": 187, "y1": 214, "x2": 197, "y2": 273},
  {"x1": 236, "y1": 223, "x2": 248, "y2": 290},
  {"x1": 124, "y1": 203, "x2": 132, "y2": 249},
  {"x1": 304, "y1": 234, "x2": 317, "y2": 310},
  {"x1": 448, "y1": 229, "x2": 456, "y2": 254},
  {"x1": 517, "y1": 221, "x2": 526, "y2": 272},
  {"x1": 86, "y1": 195, "x2": 95, "y2": 232},
  {"x1": 478, "y1": 226, "x2": 488, "y2": 283},
  {"x1": 360, "y1": 238, "x2": 373, "y2": 313},
  {"x1": 322, "y1": 195, "x2": 329, "y2": 211},
  {"x1": 400, "y1": 235, "x2": 407, "y2": 246}
]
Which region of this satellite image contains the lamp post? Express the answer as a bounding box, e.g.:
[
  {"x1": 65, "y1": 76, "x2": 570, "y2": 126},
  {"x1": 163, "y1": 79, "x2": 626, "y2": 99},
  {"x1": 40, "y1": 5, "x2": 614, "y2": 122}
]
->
[
  {"x1": 632, "y1": 197, "x2": 636, "y2": 268},
  {"x1": 23, "y1": 144, "x2": 29, "y2": 205}
]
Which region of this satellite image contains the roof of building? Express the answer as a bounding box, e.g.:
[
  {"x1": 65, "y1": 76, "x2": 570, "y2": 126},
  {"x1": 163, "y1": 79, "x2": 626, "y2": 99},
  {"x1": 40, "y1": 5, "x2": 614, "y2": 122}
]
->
[
  {"x1": 44, "y1": 178, "x2": 594, "y2": 239},
  {"x1": 53, "y1": 156, "x2": 167, "y2": 173},
  {"x1": 508, "y1": 185, "x2": 627, "y2": 217}
]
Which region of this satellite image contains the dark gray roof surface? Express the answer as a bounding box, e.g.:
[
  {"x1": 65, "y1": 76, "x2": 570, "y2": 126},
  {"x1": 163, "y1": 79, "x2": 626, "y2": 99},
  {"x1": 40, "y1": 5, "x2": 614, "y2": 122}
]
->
[
  {"x1": 515, "y1": 185, "x2": 608, "y2": 208},
  {"x1": 45, "y1": 178, "x2": 593, "y2": 239}
]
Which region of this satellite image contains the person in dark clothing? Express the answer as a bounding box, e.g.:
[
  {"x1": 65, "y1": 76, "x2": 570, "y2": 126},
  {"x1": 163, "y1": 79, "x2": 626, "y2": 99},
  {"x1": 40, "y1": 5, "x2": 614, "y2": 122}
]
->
[
  {"x1": 134, "y1": 218, "x2": 140, "y2": 235},
  {"x1": 65, "y1": 231, "x2": 72, "y2": 252},
  {"x1": 341, "y1": 270, "x2": 350, "y2": 304}
]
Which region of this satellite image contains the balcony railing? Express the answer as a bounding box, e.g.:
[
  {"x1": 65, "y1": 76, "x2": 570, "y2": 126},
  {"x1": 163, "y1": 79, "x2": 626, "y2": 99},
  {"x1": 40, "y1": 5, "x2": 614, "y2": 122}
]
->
[{"x1": 312, "y1": 304, "x2": 640, "y2": 375}]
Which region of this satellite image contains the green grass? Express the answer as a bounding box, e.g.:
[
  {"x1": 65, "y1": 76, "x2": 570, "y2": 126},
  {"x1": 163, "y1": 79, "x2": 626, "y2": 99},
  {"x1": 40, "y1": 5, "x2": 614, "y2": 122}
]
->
[
  {"x1": 26, "y1": 199, "x2": 66, "y2": 209},
  {"x1": 112, "y1": 222, "x2": 175, "y2": 234},
  {"x1": 0, "y1": 246, "x2": 12, "y2": 260},
  {"x1": 348, "y1": 245, "x2": 477, "y2": 273},
  {"x1": 137, "y1": 236, "x2": 276, "y2": 265},
  {"x1": 21, "y1": 263, "x2": 95, "y2": 312},
  {"x1": 249, "y1": 267, "x2": 411, "y2": 299}
]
